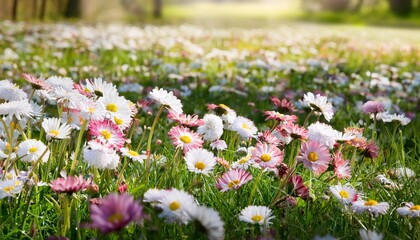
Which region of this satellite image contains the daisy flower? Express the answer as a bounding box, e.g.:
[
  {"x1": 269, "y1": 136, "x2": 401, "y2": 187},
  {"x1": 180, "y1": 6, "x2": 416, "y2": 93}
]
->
[
  {"x1": 351, "y1": 199, "x2": 389, "y2": 216},
  {"x1": 184, "y1": 148, "x2": 216, "y2": 175},
  {"x1": 361, "y1": 101, "x2": 385, "y2": 114},
  {"x1": 297, "y1": 140, "x2": 331, "y2": 175},
  {"x1": 97, "y1": 93, "x2": 134, "y2": 130},
  {"x1": 283, "y1": 123, "x2": 308, "y2": 141},
  {"x1": 396, "y1": 202, "x2": 420, "y2": 218},
  {"x1": 83, "y1": 140, "x2": 120, "y2": 169},
  {"x1": 239, "y1": 205, "x2": 275, "y2": 226},
  {"x1": 50, "y1": 175, "x2": 91, "y2": 194},
  {"x1": 167, "y1": 111, "x2": 204, "y2": 127},
  {"x1": 215, "y1": 168, "x2": 252, "y2": 192},
  {"x1": 45, "y1": 76, "x2": 74, "y2": 91},
  {"x1": 359, "y1": 229, "x2": 384, "y2": 240},
  {"x1": 210, "y1": 139, "x2": 228, "y2": 151},
  {"x1": 231, "y1": 116, "x2": 258, "y2": 139},
  {"x1": 88, "y1": 119, "x2": 126, "y2": 149},
  {"x1": 363, "y1": 141, "x2": 379, "y2": 159},
  {"x1": 187, "y1": 206, "x2": 225, "y2": 240},
  {"x1": 149, "y1": 87, "x2": 183, "y2": 114},
  {"x1": 143, "y1": 188, "x2": 168, "y2": 203},
  {"x1": 0, "y1": 79, "x2": 27, "y2": 101},
  {"x1": 251, "y1": 142, "x2": 283, "y2": 169},
  {"x1": 17, "y1": 139, "x2": 50, "y2": 163},
  {"x1": 53, "y1": 87, "x2": 88, "y2": 110},
  {"x1": 380, "y1": 113, "x2": 411, "y2": 125},
  {"x1": 120, "y1": 147, "x2": 147, "y2": 163},
  {"x1": 0, "y1": 100, "x2": 34, "y2": 120},
  {"x1": 333, "y1": 151, "x2": 351, "y2": 179},
  {"x1": 197, "y1": 114, "x2": 224, "y2": 142},
  {"x1": 88, "y1": 193, "x2": 144, "y2": 234},
  {"x1": 389, "y1": 167, "x2": 415, "y2": 179},
  {"x1": 0, "y1": 178, "x2": 23, "y2": 199},
  {"x1": 308, "y1": 122, "x2": 338, "y2": 149},
  {"x1": 288, "y1": 175, "x2": 310, "y2": 199},
  {"x1": 42, "y1": 117, "x2": 73, "y2": 140},
  {"x1": 22, "y1": 73, "x2": 51, "y2": 90},
  {"x1": 270, "y1": 97, "x2": 296, "y2": 113},
  {"x1": 210, "y1": 103, "x2": 237, "y2": 129},
  {"x1": 168, "y1": 126, "x2": 203, "y2": 153},
  {"x1": 157, "y1": 188, "x2": 197, "y2": 224},
  {"x1": 257, "y1": 130, "x2": 281, "y2": 145},
  {"x1": 264, "y1": 111, "x2": 298, "y2": 123},
  {"x1": 329, "y1": 185, "x2": 358, "y2": 205},
  {"x1": 81, "y1": 78, "x2": 118, "y2": 97},
  {"x1": 301, "y1": 92, "x2": 334, "y2": 122}
]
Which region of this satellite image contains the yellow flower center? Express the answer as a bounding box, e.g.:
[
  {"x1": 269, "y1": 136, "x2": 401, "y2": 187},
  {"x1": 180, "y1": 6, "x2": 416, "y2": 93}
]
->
[
  {"x1": 106, "y1": 103, "x2": 118, "y2": 112},
  {"x1": 49, "y1": 130, "x2": 60, "y2": 137},
  {"x1": 88, "y1": 107, "x2": 95, "y2": 113},
  {"x1": 169, "y1": 201, "x2": 180, "y2": 211},
  {"x1": 261, "y1": 153, "x2": 271, "y2": 162},
  {"x1": 241, "y1": 123, "x2": 251, "y2": 130},
  {"x1": 29, "y1": 146, "x2": 38, "y2": 153},
  {"x1": 251, "y1": 215, "x2": 263, "y2": 223},
  {"x1": 100, "y1": 129, "x2": 112, "y2": 140},
  {"x1": 14, "y1": 180, "x2": 21, "y2": 186},
  {"x1": 128, "y1": 150, "x2": 139, "y2": 157},
  {"x1": 180, "y1": 135, "x2": 191, "y2": 144},
  {"x1": 238, "y1": 155, "x2": 250, "y2": 164},
  {"x1": 364, "y1": 200, "x2": 378, "y2": 206},
  {"x1": 114, "y1": 116, "x2": 123, "y2": 126},
  {"x1": 339, "y1": 190, "x2": 349, "y2": 199},
  {"x1": 308, "y1": 152, "x2": 318, "y2": 162},
  {"x1": 3, "y1": 186, "x2": 14, "y2": 192},
  {"x1": 107, "y1": 213, "x2": 123, "y2": 223},
  {"x1": 195, "y1": 161, "x2": 206, "y2": 170},
  {"x1": 227, "y1": 180, "x2": 240, "y2": 188},
  {"x1": 409, "y1": 205, "x2": 420, "y2": 211}
]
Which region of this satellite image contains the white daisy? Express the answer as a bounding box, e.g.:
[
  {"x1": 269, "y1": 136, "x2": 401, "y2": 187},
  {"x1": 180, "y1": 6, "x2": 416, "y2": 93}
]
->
[
  {"x1": 359, "y1": 229, "x2": 384, "y2": 240},
  {"x1": 157, "y1": 188, "x2": 197, "y2": 224},
  {"x1": 396, "y1": 202, "x2": 420, "y2": 218},
  {"x1": 390, "y1": 167, "x2": 415, "y2": 179},
  {"x1": 82, "y1": 140, "x2": 120, "y2": 169},
  {"x1": 45, "y1": 76, "x2": 74, "y2": 91},
  {"x1": 231, "y1": 116, "x2": 258, "y2": 139},
  {"x1": 239, "y1": 205, "x2": 275, "y2": 226},
  {"x1": 187, "y1": 205, "x2": 225, "y2": 240},
  {"x1": 42, "y1": 117, "x2": 73, "y2": 140},
  {"x1": 351, "y1": 199, "x2": 389, "y2": 216},
  {"x1": 308, "y1": 122, "x2": 339, "y2": 149},
  {"x1": 197, "y1": 114, "x2": 224, "y2": 142},
  {"x1": 97, "y1": 92, "x2": 134, "y2": 130},
  {"x1": 53, "y1": 87, "x2": 88, "y2": 110},
  {"x1": 0, "y1": 79, "x2": 27, "y2": 101},
  {"x1": 210, "y1": 139, "x2": 227, "y2": 151},
  {"x1": 184, "y1": 148, "x2": 216, "y2": 175},
  {"x1": 81, "y1": 78, "x2": 118, "y2": 97},
  {"x1": 143, "y1": 188, "x2": 169, "y2": 203},
  {"x1": 329, "y1": 185, "x2": 358, "y2": 205},
  {"x1": 381, "y1": 113, "x2": 411, "y2": 126},
  {"x1": 0, "y1": 178, "x2": 23, "y2": 199},
  {"x1": 149, "y1": 87, "x2": 183, "y2": 114},
  {"x1": 17, "y1": 139, "x2": 50, "y2": 163},
  {"x1": 120, "y1": 147, "x2": 147, "y2": 163},
  {"x1": 301, "y1": 92, "x2": 334, "y2": 122},
  {"x1": 0, "y1": 100, "x2": 34, "y2": 120}
]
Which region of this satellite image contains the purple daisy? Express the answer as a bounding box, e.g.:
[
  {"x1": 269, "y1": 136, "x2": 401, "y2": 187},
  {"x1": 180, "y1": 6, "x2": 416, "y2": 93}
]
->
[
  {"x1": 361, "y1": 101, "x2": 385, "y2": 114},
  {"x1": 88, "y1": 193, "x2": 144, "y2": 234}
]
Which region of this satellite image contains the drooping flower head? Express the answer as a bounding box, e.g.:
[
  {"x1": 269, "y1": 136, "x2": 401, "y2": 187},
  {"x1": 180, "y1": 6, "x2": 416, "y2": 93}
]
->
[
  {"x1": 50, "y1": 175, "x2": 91, "y2": 194},
  {"x1": 168, "y1": 126, "x2": 203, "y2": 154},
  {"x1": 287, "y1": 175, "x2": 310, "y2": 200},
  {"x1": 270, "y1": 97, "x2": 296, "y2": 113},
  {"x1": 22, "y1": 73, "x2": 51, "y2": 90},
  {"x1": 215, "y1": 168, "x2": 252, "y2": 192},
  {"x1": 88, "y1": 193, "x2": 144, "y2": 234},
  {"x1": 301, "y1": 92, "x2": 334, "y2": 122},
  {"x1": 149, "y1": 87, "x2": 183, "y2": 114},
  {"x1": 239, "y1": 206, "x2": 275, "y2": 226},
  {"x1": 297, "y1": 140, "x2": 331, "y2": 175},
  {"x1": 361, "y1": 101, "x2": 385, "y2": 115}
]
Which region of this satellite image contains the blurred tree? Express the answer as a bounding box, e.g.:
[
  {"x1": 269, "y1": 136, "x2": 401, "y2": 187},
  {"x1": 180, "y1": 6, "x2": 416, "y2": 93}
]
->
[
  {"x1": 40, "y1": 0, "x2": 46, "y2": 19},
  {"x1": 65, "y1": 0, "x2": 81, "y2": 18},
  {"x1": 388, "y1": 0, "x2": 412, "y2": 16},
  {"x1": 12, "y1": 0, "x2": 18, "y2": 20},
  {"x1": 153, "y1": 0, "x2": 162, "y2": 18}
]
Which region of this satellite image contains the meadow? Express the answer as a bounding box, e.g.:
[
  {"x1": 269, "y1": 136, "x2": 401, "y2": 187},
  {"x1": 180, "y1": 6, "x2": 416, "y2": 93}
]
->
[{"x1": 0, "y1": 21, "x2": 419, "y2": 239}]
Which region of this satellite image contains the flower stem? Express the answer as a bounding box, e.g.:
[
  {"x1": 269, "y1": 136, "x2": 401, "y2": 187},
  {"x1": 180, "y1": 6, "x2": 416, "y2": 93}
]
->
[
  {"x1": 248, "y1": 170, "x2": 264, "y2": 205},
  {"x1": 69, "y1": 120, "x2": 88, "y2": 176},
  {"x1": 146, "y1": 105, "x2": 165, "y2": 163}
]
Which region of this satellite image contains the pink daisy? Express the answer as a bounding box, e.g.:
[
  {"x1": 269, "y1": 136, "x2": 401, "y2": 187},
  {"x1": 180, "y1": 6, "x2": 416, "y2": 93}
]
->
[
  {"x1": 297, "y1": 140, "x2": 331, "y2": 175},
  {"x1": 22, "y1": 73, "x2": 51, "y2": 90},
  {"x1": 288, "y1": 175, "x2": 310, "y2": 200},
  {"x1": 168, "y1": 126, "x2": 203, "y2": 153},
  {"x1": 251, "y1": 142, "x2": 283, "y2": 169},
  {"x1": 284, "y1": 123, "x2": 308, "y2": 141},
  {"x1": 333, "y1": 151, "x2": 351, "y2": 179},
  {"x1": 257, "y1": 130, "x2": 281, "y2": 146},
  {"x1": 264, "y1": 111, "x2": 298, "y2": 124},
  {"x1": 88, "y1": 119, "x2": 126, "y2": 149},
  {"x1": 270, "y1": 97, "x2": 296, "y2": 113},
  {"x1": 167, "y1": 111, "x2": 204, "y2": 127},
  {"x1": 361, "y1": 101, "x2": 385, "y2": 114},
  {"x1": 215, "y1": 168, "x2": 252, "y2": 192}
]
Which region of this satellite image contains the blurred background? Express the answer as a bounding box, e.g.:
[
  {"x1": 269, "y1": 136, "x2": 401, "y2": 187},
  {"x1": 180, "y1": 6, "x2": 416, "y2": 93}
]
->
[{"x1": 0, "y1": 0, "x2": 420, "y2": 27}]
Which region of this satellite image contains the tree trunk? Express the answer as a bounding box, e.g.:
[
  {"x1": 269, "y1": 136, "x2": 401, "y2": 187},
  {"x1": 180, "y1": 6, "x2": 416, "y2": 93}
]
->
[
  {"x1": 352, "y1": 0, "x2": 363, "y2": 12},
  {"x1": 153, "y1": 0, "x2": 162, "y2": 18},
  {"x1": 65, "y1": 0, "x2": 81, "y2": 18},
  {"x1": 40, "y1": 0, "x2": 46, "y2": 20},
  {"x1": 12, "y1": 0, "x2": 18, "y2": 21}
]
